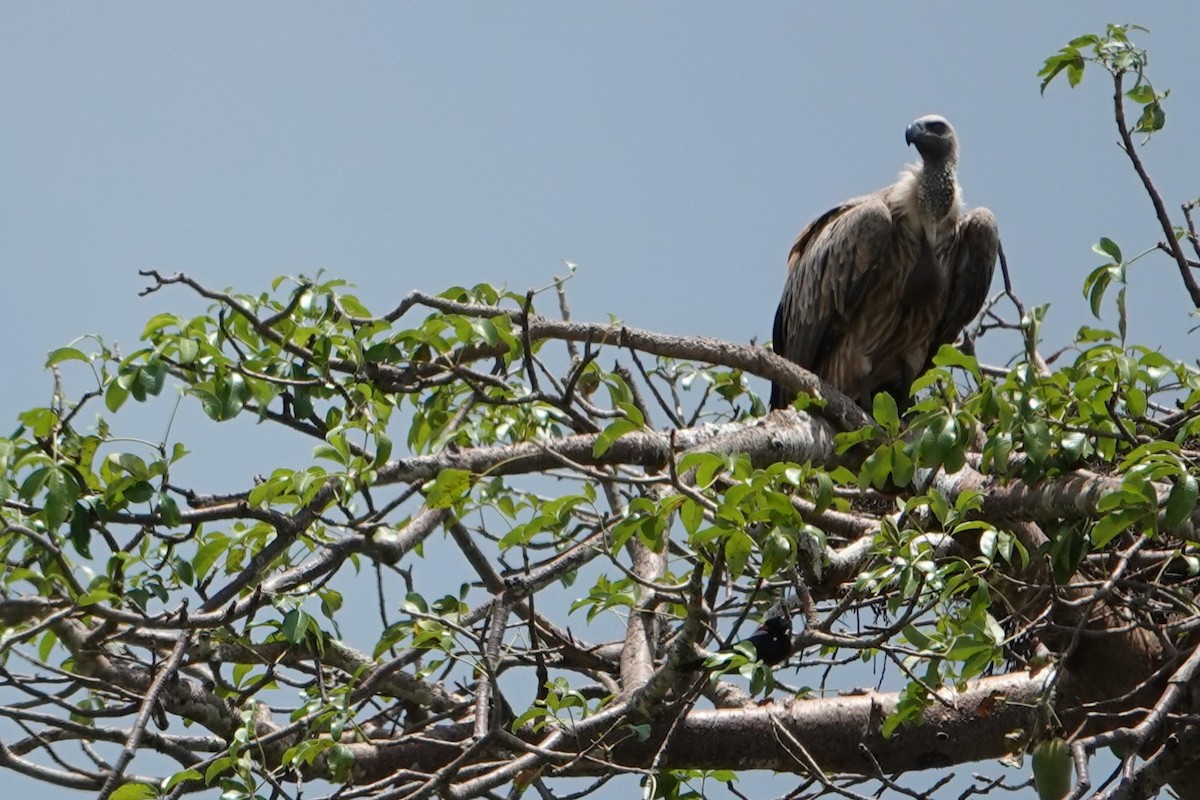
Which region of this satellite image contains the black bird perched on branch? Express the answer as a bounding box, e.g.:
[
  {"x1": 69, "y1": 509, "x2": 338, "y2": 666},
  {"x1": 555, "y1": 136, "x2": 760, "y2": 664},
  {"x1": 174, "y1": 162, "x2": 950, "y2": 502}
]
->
[
  {"x1": 770, "y1": 114, "x2": 999, "y2": 411},
  {"x1": 683, "y1": 614, "x2": 793, "y2": 671}
]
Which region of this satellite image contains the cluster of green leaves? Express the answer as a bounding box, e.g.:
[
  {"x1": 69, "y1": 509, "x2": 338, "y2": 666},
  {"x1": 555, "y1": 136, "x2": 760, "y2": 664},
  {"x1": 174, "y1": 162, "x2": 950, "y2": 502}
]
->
[
  {"x1": 986, "y1": 329, "x2": 1199, "y2": 554},
  {"x1": 511, "y1": 675, "x2": 608, "y2": 733},
  {"x1": 111, "y1": 704, "x2": 300, "y2": 800},
  {"x1": 139, "y1": 279, "x2": 400, "y2": 494},
  {"x1": 6, "y1": 345, "x2": 182, "y2": 536},
  {"x1": 844, "y1": 362, "x2": 979, "y2": 492},
  {"x1": 827, "y1": 304, "x2": 1200, "y2": 730},
  {"x1": 698, "y1": 639, "x2": 787, "y2": 697},
  {"x1": 375, "y1": 589, "x2": 470, "y2": 674},
  {"x1": 670, "y1": 359, "x2": 765, "y2": 422},
  {"x1": 648, "y1": 768, "x2": 739, "y2": 800},
  {"x1": 1039, "y1": 23, "x2": 1168, "y2": 137},
  {"x1": 850, "y1": 480, "x2": 1019, "y2": 734},
  {"x1": 609, "y1": 452, "x2": 830, "y2": 585},
  {"x1": 2, "y1": 387, "x2": 206, "y2": 627}
]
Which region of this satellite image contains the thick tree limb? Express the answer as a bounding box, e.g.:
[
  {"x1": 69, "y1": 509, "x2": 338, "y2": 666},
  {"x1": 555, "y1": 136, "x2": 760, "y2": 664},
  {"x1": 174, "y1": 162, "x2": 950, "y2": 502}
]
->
[{"x1": 342, "y1": 671, "x2": 1050, "y2": 784}]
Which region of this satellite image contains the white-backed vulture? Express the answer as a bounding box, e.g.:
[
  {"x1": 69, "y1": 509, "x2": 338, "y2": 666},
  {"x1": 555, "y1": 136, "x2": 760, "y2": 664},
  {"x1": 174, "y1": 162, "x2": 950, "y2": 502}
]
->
[{"x1": 770, "y1": 114, "x2": 999, "y2": 411}]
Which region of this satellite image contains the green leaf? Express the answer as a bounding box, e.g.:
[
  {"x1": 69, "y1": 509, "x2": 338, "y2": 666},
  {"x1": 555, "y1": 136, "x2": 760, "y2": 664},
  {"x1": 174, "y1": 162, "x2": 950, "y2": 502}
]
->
[
  {"x1": 473, "y1": 318, "x2": 500, "y2": 347},
  {"x1": 724, "y1": 529, "x2": 753, "y2": 578},
  {"x1": 177, "y1": 337, "x2": 199, "y2": 364},
  {"x1": 173, "y1": 555, "x2": 194, "y2": 587},
  {"x1": 157, "y1": 494, "x2": 182, "y2": 527},
  {"x1": 1038, "y1": 49, "x2": 1086, "y2": 94},
  {"x1": 125, "y1": 480, "x2": 154, "y2": 503},
  {"x1": 105, "y1": 379, "x2": 130, "y2": 413},
  {"x1": 404, "y1": 591, "x2": 430, "y2": 615},
  {"x1": 43, "y1": 467, "x2": 78, "y2": 530},
  {"x1": 281, "y1": 608, "x2": 314, "y2": 644},
  {"x1": 679, "y1": 452, "x2": 724, "y2": 488},
  {"x1": 78, "y1": 588, "x2": 119, "y2": 607},
  {"x1": 1163, "y1": 475, "x2": 1199, "y2": 531},
  {"x1": 45, "y1": 347, "x2": 89, "y2": 367},
  {"x1": 37, "y1": 630, "x2": 59, "y2": 663},
  {"x1": 861, "y1": 445, "x2": 893, "y2": 490},
  {"x1": 204, "y1": 756, "x2": 234, "y2": 784},
  {"x1": 1076, "y1": 326, "x2": 1117, "y2": 342},
  {"x1": 902, "y1": 624, "x2": 933, "y2": 652},
  {"x1": 161, "y1": 769, "x2": 203, "y2": 791},
  {"x1": 931, "y1": 344, "x2": 982, "y2": 382},
  {"x1": 327, "y1": 743, "x2": 356, "y2": 783},
  {"x1": 1022, "y1": 419, "x2": 1051, "y2": 464},
  {"x1": 872, "y1": 392, "x2": 900, "y2": 435},
  {"x1": 284, "y1": 738, "x2": 337, "y2": 767},
  {"x1": 365, "y1": 341, "x2": 403, "y2": 363},
  {"x1": 1135, "y1": 100, "x2": 1166, "y2": 135},
  {"x1": 1092, "y1": 237, "x2": 1123, "y2": 263},
  {"x1": 18, "y1": 407, "x2": 58, "y2": 437},
  {"x1": 979, "y1": 528, "x2": 998, "y2": 560},
  {"x1": 760, "y1": 529, "x2": 794, "y2": 578},
  {"x1": 425, "y1": 468, "x2": 472, "y2": 509},
  {"x1": 592, "y1": 417, "x2": 639, "y2": 458},
  {"x1": 511, "y1": 704, "x2": 550, "y2": 732},
  {"x1": 109, "y1": 783, "x2": 159, "y2": 800},
  {"x1": 1125, "y1": 387, "x2": 1147, "y2": 418},
  {"x1": 141, "y1": 312, "x2": 182, "y2": 337},
  {"x1": 1084, "y1": 265, "x2": 1113, "y2": 319},
  {"x1": 1091, "y1": 507, "x2": 1145, "y2": 547},
  {"x1": 1125, "y1": 83, "x2": 1155, "y2": 103},
  {"x1": 834, "y1": 425, "x2": 880, "y2": 454},
  {"x1": 626, "y1": 722, "x2": 652, "y2": 742},
  {"x1": 373, "y1": 433, "x2": 393, "y2": 467},
  {"x1": 193, "y1": 537, "x2": 230, "y2": 582},
  {"x1": 927, "y1": 489, "x2": 951, "y2": 524},
  {"x1": 680, "y1": 498, "x2": 705, "y2": 536},
  {"x1": 891, "y1": 441, "x2": 914, "y2": 487},
  {"x1": 68, "y1": 505, "x2": 94, "y2": 557}
]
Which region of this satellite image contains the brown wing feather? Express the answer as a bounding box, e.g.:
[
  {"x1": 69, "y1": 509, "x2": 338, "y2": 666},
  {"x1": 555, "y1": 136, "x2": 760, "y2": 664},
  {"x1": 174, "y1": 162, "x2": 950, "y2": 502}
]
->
[
  {"x1": 933, "y1": 207, "x2": 999, "y2": 351},
  {"x1": 770, "y1": 194, "x2": 894, "y2": 409}
]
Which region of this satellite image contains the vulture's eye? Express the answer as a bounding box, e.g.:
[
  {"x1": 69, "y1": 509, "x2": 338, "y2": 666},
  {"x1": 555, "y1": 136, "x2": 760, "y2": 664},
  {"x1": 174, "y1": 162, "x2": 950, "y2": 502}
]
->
[{"x1": 926, "y1": 121, "x2": 947, "y2": 134}]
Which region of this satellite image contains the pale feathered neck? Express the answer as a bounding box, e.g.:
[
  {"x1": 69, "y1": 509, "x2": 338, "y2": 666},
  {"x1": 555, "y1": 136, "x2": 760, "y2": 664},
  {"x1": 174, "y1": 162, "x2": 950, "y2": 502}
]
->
[{"x1": 894, "y1": 160, "x2": 962, "y2": 224}]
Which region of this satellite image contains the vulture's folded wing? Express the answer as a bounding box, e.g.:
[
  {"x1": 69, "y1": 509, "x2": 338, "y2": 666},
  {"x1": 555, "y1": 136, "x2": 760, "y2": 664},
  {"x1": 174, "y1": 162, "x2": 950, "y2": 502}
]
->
[{"x1": 770, "y1": 194, "x2": 893, "y2": 408}]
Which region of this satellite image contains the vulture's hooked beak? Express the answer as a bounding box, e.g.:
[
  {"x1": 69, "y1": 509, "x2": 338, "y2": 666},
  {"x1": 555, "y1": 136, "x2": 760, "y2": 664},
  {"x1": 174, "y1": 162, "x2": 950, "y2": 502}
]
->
[{"x1": 905, "y1": 120, "x2": 924, "y2": 147}]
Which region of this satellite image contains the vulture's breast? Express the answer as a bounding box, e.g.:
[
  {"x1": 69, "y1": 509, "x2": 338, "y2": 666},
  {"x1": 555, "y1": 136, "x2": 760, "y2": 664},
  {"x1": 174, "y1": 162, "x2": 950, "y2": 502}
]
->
[
  {"x1": 902, "y1": 234, "x2": 949, "y2": 305},
  {"x1": 897, "y1": 226, "x2": 953, "y2": 369},
  {"x1": 864, "y1": 219, "x2": 951, "y2": 390}
]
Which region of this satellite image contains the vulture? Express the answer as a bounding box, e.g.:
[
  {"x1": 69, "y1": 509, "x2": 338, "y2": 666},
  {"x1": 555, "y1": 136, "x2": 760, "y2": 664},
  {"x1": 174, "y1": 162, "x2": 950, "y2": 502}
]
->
[{"x1": 770, "y1": 114, "x2": 999, "y2": 411}]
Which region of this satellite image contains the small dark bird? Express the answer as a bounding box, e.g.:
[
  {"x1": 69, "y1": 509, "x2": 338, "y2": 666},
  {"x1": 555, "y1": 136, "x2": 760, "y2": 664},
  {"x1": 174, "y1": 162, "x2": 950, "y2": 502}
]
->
[
  {"x1": 683, "y1": 615, "x2": 793, "y2": 671},
  {"x1": 770, "y1": 114, "x2": 999, "y2": 411}
]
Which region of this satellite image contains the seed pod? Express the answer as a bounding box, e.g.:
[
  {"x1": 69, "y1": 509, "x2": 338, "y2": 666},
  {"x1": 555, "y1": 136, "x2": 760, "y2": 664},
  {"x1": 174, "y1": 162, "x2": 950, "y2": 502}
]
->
[{"x1": 1032, "y1": 737, "x2": 1073, "y2": 800}]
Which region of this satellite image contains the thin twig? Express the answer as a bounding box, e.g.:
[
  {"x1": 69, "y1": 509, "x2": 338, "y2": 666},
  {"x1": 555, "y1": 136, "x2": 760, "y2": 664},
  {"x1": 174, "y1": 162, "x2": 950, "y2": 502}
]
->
[
  {"x1": 1110, "y1": 72, "x2": 1200, "y2": 307},
  {"x1": 96, "y1": 629, "x2": 194, "y2": 800}
]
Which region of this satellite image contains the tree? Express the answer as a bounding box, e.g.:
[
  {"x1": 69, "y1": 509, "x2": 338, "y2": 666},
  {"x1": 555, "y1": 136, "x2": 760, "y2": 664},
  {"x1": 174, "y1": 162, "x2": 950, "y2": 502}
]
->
[{"x1": 1, "y1": 25, "x2": 1197, "y2": 800}]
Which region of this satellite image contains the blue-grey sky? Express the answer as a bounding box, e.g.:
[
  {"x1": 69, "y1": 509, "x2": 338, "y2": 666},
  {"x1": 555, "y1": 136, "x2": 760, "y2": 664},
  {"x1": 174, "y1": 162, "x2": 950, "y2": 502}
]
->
[{"x1": 1, "y1": 4, "x2": 1198, "y2": 797}]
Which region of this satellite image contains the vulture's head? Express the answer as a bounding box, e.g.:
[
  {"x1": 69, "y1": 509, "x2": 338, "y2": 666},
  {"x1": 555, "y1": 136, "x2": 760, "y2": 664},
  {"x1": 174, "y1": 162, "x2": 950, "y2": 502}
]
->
[{"x1": 905, "y1": 115, "x2": 957, "y2": 163}]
